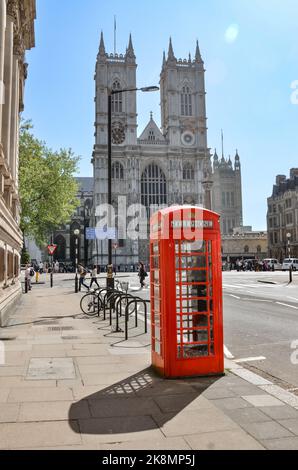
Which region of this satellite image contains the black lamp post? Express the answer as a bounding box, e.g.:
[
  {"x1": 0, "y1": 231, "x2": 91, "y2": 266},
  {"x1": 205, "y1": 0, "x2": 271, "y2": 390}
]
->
[
  {"x1": 74, "y1": 228, "x2": 80, "y2": 293},
  {"x1": 106, "y1": 85, "x2": 159, "y2": 289}
]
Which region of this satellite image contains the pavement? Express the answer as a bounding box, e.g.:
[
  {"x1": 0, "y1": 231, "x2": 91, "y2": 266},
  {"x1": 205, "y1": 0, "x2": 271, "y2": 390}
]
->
[{"x1": 0, "y1": 278, "x2": 298, "y2": 450}]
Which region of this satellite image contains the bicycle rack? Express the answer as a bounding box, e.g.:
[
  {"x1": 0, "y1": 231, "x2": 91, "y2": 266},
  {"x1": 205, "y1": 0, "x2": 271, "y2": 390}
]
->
[{"x1": 124, "y1": 297, "x2": 150, "y2": 340}]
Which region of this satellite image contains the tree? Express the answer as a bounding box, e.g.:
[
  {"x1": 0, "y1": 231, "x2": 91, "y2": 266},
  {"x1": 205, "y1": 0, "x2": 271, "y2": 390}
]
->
[{"x1": 19, "y1": 121, "x2": 80, "y2": 245}]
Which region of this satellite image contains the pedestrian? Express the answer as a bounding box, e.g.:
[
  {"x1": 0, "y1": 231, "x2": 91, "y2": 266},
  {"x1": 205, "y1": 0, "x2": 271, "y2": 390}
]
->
[
  {"x1": 55, "y1": 261, "x2": 59, "y2": 273},
  {"x1": 78, "y1": 264, "x2": 89, "y2": 291},
  {"x1": 25, "y1": 264, "x2": 32, "y2": 291},
  {"x1": 39, "y1": 261, "x2": 44, "y2": 274},
  {"x1": 89, "y1": 265, "x2": 100, "y2": 290},
  {"x1": 138, "y1": 262, "x2": 148, "y2": 288}
]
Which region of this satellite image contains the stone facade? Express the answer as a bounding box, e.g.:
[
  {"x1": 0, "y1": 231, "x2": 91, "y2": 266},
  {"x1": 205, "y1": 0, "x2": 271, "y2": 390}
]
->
[
  {"x1": 0, "y1": 0, "x2": 36, "y2": 324},
  {"x1": 222, "y1": 226, "x2": 268, "y2": 263},
  {"x1": 52, "y1": 177, "x2": 93, "y2": 267},
  {"x1": 267, "y1": 168, "x2": 298, "y2": 260},
  {"x1": 91, "y1": 34, "x2": 215, "y2": 266},
  {"x1": 212, "y1": 150, "x2": 243, "y2": 234}
]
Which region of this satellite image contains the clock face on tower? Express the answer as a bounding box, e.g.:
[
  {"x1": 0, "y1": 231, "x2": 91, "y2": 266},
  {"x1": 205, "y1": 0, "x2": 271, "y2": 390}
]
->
[
  {"x1": 111, "y1": 121, "x2": 126, "y2": 144},
  {"x1": 181, "y1": 131, "x2": 195, "y2": 146}
]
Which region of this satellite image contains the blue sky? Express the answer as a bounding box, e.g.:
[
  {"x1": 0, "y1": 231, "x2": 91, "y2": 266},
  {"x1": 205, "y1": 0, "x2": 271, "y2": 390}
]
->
[{"x1": 23, "y1": 0, "x2": 298, "y2": 230}]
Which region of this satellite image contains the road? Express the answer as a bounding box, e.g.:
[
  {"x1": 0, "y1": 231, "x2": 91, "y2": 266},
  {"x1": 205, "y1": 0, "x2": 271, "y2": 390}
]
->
[
  {"x1": 26, "y1": 270, "x2": 298, "y2": 390},
  {"x1": 223, "y1": 271, "x2": 298, "y2": 390}
]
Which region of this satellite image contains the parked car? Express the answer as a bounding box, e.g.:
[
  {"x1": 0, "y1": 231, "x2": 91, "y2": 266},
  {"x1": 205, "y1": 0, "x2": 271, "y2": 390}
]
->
[
  {"x1": 282, "y1": 258, "x2": 298, "y2": 271},
  {"x1": 263, "y1": 258, "x2": 282, "y2": 270}
]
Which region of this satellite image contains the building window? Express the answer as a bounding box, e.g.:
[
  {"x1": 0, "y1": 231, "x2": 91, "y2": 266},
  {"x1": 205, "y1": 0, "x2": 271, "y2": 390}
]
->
[
  {"x1": 181, "y1": 86, "x2": 192, "y2": 116},
  {"x1": 141, "y1": 164, "x2": 167, "y2": 211},
  {"x1": 222, "y1": 192, "x2": 226, "y2": 208},
  {"x1": 112, "y1": 162, "x2": 124, "y2": 180},
  {"x1": 226, "y1": 192, "x2": 230, "y2": 208},
  {"x1": 231, "y1": 192, "x2": 235, "y2": 207},
  {"x1": 111, "y1": 80, "x2": 122, "y2": 113},
  {"x1": 183, "y1": 163, "x2": 194, "y2": 180},
  {"x1": 286, "y1": 198, "x2": 292, "y2": 208},
  {"x1": 286, "y1": 212, "x2": 293, "y2": 225},
  {"x1": 257, "y1": 245, "x2": 262, "y2": 253},
  {"x1": 223, "y1": 219, "x2": 227, "y2": 234},
  {"x1": 148, "y1": 130, "x2": 155, "y2": 142},
  {"x1": 244, "y1": 245, "x2": 249, "y2": 253}
]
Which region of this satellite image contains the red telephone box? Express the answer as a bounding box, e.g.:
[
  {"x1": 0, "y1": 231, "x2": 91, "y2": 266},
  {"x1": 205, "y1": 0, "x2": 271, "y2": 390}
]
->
[{"x1": 150, "y1": 206, "x2": 224, "y2": 378}]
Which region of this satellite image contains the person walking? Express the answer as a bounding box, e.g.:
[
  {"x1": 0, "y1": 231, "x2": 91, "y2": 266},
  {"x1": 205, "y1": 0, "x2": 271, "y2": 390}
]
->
[
  {"x1": 138, "y1": 262, "x2": 147, "y2": 288},
  {"x1": 89, "y1": 265, "x2": 100, "y2": 290},
  {"x1": 25, "y1": 264, "x2": 32, "y2": 291},
  {"x1": 78, "y1": 265, "x2": 89, "y2": 291}
]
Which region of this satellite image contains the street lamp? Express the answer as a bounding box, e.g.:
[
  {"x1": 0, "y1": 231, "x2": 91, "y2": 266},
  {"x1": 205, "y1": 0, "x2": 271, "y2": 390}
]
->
[
  {"x1": 106, "y1": 85, "x2": 159, "y2": 289},
  {"x1": 286, "y1": 232, "x2": 292, "y2": 283},
  {"x1": 74, "y1": 228, "x2": 80, "y2": 293}
]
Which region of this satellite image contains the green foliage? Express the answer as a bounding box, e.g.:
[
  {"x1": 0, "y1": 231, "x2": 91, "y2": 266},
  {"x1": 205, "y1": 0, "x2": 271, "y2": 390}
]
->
[
  {"x1": 21, "y1": 249, "x2": 30, "y2": 265},
  {"x1": 19, "y1": 121, "x2": 80, "y2": 245}
]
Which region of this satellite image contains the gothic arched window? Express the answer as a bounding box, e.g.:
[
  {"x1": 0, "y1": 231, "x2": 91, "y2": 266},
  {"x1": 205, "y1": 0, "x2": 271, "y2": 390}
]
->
[
  {"x1": 244, "y1": 245, "x2": 249, "y2": 253},
  {"x1": 111, "y1": 79, "x2": 122, "y2": 113},
  {"x1": 148, "y1": 129, "x2": 155, "y2": 142},
  {"x1": 112, "y1": 161, "x2": 124, "y2": 180},
  {"x1": 141, "y1": 164, "x2": 167, "y2": 210},
  {"x1": 181, "y1": 86, "x2": 192, "y2": 116},
  {"x1": 183, "y1": 163, "x2": 195, "y2": 180}
]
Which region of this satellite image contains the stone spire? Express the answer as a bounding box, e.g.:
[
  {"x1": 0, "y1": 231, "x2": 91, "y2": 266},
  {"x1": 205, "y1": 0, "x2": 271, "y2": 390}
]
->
[
  {"x1": 98, "y1": 31, "x2": 106, "y2": 60},
  {"x1": 126, "y1": 33, "x2": 136, "y2": 61},
  {"x1": 213, "y1": 149, "x2": 219, "y2": 168},
  {"x1": 235, "y1": 149, "x2": 241, "y2": 170},
  {"x1": 162, "y1": 50, "x2": 166, "y2": 68},
  {"x1": 99, "y1": 32, "x2": 106, "y2": 56},
  {"x1": 167, "y1": 37, "x2": 176, "y2": 63},
  {"x1": 195, "y1": 40, "x2": 203, "y2": 64}
]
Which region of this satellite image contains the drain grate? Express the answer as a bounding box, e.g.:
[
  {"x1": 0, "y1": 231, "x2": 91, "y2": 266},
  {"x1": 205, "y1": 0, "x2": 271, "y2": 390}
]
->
[
  {"x1": 62, "y1": 336, "x2": 79, "y2": 340},
  {"x1": 37, "y1": 321, "x2": 60, "y2": 326},
  {"x1": 47, "y1": 326, "x2": 74, "y2": 332}
]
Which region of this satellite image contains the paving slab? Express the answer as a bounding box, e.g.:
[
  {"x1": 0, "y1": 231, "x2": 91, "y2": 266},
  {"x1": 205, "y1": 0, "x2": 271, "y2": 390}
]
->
[
  {"x1": 211, "y1": 397, "x2": 253, "y2": 411},
  {"x1": 79, "y1": 416, "x2": 164, "y2": 445},
  {"x1": 242, "y1": 394, "x2": 285, "y2": 407},
  {"x1": 239, "y1": 421, "x2": 294, "y2": 441},
  {"x1": 202, "y1": 387, "x2": 237, "y2": 400},
  {"x1": 277, "y1": 419, "x2": 298, "y2": 436},
  {"x1": 0, "y1": 404, "x2": 20, "y2": 423},
  {"x1": 0, "y1": 420, "x2": 81, "y2": 449},
  {"x1": 222, "y1": 407, "x2": 271, "y2": 425},
  {"x1": 153, "y1": 407, "x2": 239, "y2": 437},
  {"x1": 7, "y1": 386, "x2": 74, "y2": 403},
  {"x1": 98, "y1": 437, "x2": 191, "y2": 450},
  {"x1": 26, "y1": 358, "x2": 76, "y2": 380},
  {"x1": 0, "y1": 388, "x2": 9, "y2": 402},
  {"x1": 260, "y1": 405, "x2": 298, "y2": 420},
  {"x1": 261, "y1": 436, "x2": 298, "y2": 450},
  {"x1": 18, "y1": 400, "x2": 90, "y2": 422},
  {"x1": 87, "y1": 396, "x2": 161, "y2": 418},
  {"x1": 185, "y1": 429, "x2": 265, "y2": 450}
]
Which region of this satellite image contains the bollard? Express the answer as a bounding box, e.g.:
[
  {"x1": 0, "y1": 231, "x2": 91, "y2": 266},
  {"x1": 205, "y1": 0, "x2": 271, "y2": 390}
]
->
[
  {"x1": 50, "y1": 271, "x2": 53, "y2": 288},
  {"x1": 36, "y1": 271, "x2": 39, "y2": 283},
  {"x1": 25, "y1": 278, "x2": 28, "y2": 294}
]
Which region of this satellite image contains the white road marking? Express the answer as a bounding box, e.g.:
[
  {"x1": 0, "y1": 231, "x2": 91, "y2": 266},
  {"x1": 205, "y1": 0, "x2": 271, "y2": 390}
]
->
[
  {"x1": 234, "y1": 356, "x2": 266, "y2": 363},
  {"x1": 224, "y1": 345, "x2": 235, "y2": 359},
  {"x1": 276, "y1": 302, "x2": 298, "y2": 310},
  {"x1": 287, "y1": 296, "x2": 298, "y2": 302},
  {"x1": 229, "y1": 294, "x2": 241, "y2": 300}
]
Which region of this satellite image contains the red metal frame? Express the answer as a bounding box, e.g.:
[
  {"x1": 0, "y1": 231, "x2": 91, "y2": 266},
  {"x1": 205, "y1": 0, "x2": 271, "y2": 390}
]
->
[{"x1": 150, "y1": 206, "x2": 224, "y2": 378}]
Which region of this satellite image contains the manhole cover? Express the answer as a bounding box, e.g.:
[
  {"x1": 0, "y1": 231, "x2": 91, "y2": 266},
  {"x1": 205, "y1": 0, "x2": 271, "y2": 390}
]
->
[
  {"x1": 26, "y1": 358, "x2": 76, "y2": 380},
  {"x1": 48, "y1": 326, "x2": 74, "y2": 331}
]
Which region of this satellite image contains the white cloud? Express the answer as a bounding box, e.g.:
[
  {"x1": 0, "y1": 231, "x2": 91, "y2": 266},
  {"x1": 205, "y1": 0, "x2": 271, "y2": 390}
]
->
[{"x1": 225, "y1": 24, "x2": 239, "y2": 44}]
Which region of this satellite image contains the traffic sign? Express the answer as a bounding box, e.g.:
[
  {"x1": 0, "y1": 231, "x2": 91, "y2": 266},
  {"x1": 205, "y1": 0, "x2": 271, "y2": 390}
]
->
[
  {"x1": 95, "y1": 227, "x2": 117, "y2": 240},
  {"x1": 47, "y1": 244, "x2": 57, "y2": 256},
  {"x1": 86, "y1": 228, "x2": 96, "y2": 240}
]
